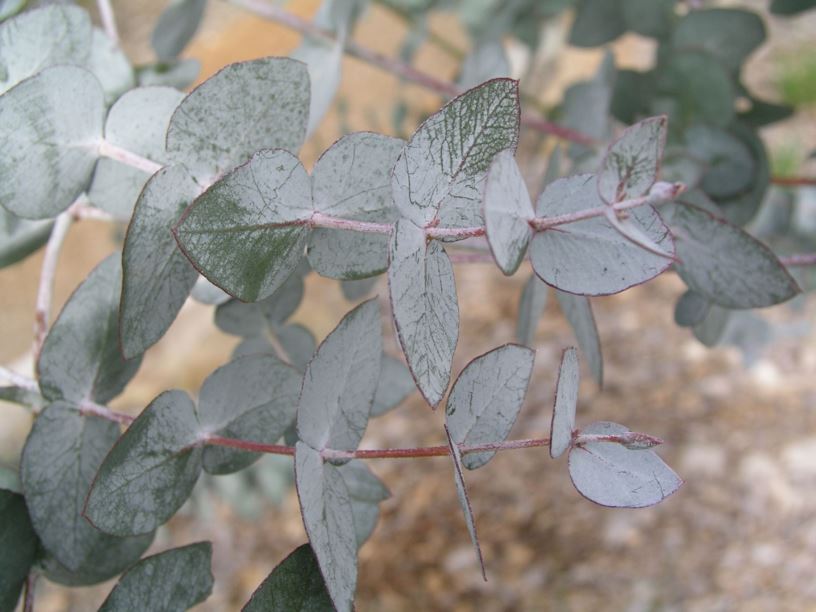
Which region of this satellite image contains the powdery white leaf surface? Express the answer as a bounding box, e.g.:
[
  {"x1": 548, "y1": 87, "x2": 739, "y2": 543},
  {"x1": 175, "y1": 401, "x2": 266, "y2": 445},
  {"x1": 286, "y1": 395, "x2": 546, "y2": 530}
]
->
[
  {"x1": 371, "y1": 354, "x2": 415, "y2": 417},
  {"x1": 89, "y1": 86, "x2": 184, "y2": 219},
  {"x1": 242, "y1": 544, "x2": 332, "y2": 612},
  {"x1": 84, "y1": 390, "x2": 202, "y2": 536},
  {"x1": 199, "y1": 354, "x2": 301, "y2": 474},
  {"x1": 174, "y1": 149, "x2": 312, "y2": 302},
  {"x1": 445, "y1": 344, "x2": 535, "y2": 470},
  {"x1": 485, "y1": 150, "x2": 534, "y2": 275},
  {"x1": 445, "y1": 426, "x2": 486, "y2": 580},
  {"x1": 516, "y1": 274, "x2": 548, "y2": 346},
  {"x1": 550, "y1": 347, "x2": 579, "y2": 459},
  {"x1": 151, "y1": 0, "x2": 207, "y2": 61},
  {"x1": 0, "y1": 66, "x2": 104, "y2": 219},
  {"x1": 0, "y1": 5, "x2": 91, "y2": 92},
  {"x1": 297, "y1": 299, "x2": 382, "y2": 452},
  {"x1": 38, "y1": 254, "x2": 141, "y2": 404},
  {"x1": 555, "y1": 290, "x2": 603, "y2": 387},
  {"x1": 337, "y1": 460, "x2": 390, "y2": 548},
  {"x1": 568, "y1": 421, "x2": 682, "y2": 507},
  {"x1": 530, "y1": 174, "x2": 674, "y2": 296},
  {"x1": 166, "y1": 57, "x2": 309, "y2": 180},
  {"x1": 388, "y1": 220, "x2": 459, "y2": 407},
  {"x1": 308, "y1": 132, "x2": 405, "y2": 279},
  {"x1": 392, "y1": 78, "x2": 519, "y2": 227},
  {"x1": 598, "y1": 115, "x2": 666, "y2": 204},
  {"x1": 20, "y1": 402, "x2": 119, "y2": 571},
  {"x1": 294, "y1": 442, "x2": 358, "y2": 612},
  {"x1": 120, "y1": 165, "x2": 200, "y2": 358},
  {"x1": 666, "y1": 203, "x2": 800, "y2": 309},
  {"x1": 99, "y1": 542, "x2": 213, "y2": 612}
]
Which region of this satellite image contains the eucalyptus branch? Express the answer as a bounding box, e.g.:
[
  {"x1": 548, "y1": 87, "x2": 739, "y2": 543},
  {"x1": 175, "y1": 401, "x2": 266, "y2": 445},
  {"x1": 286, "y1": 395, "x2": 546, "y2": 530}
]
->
[
  {"x1": 227, "y1": 0, "x2": 596, "y2": 145},
  {"x1": 203, "y1": 433, "x2": 551, "y2": 459},
  {"x1": 22, "y1": 573, "x2": 37, "y2": 612},
  {"x1": 96, "y1": 0, "x2": 120, "y2": 44},
  {"x1": 770, "y1": 176, "x2": 816, "y2": 187},
  {"x1": 97, "y1": 139, "x2": 163, "y2": 175},
  {"x1": 33, "y1": 211, "x2": 74, "y2": 357},
  {"x1": 78, "y1": 399, "x2": 134, "y2": 425},
  {"x1": 779, "y1": 253, "x2": 816, "y2": 267},
  {"x1": 0, "y1": 366, "x2": 39, "y2": 392}
]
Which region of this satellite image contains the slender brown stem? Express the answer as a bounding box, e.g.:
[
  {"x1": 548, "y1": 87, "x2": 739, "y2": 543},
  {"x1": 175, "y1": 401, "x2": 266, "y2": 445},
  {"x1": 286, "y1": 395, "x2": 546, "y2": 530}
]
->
[
  {"x1": 204, "y1": 434, "x2": 550, "y2": 459},
  {"x1": 771, "y1": 176, "x2": 816, "y2": 187},
  {"x1": 23, "y1": 573, "x2": 37, "y2": 612},
  {"x1": 227, "y1": 0, "x2": 596, "y2": 145}
]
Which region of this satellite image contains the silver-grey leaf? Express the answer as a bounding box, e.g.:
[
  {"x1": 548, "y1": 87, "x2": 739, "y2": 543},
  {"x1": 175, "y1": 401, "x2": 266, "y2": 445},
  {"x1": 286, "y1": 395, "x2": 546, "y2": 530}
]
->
[
  {"x1": 87, "y1": 29, "x2": 134, "y2": 106},
  {"x1": 389, "y1": 219, "x2": 459, "y2": 407},
  {"x1": 485, "y1": 150, "x2": 534, "y2": 275},
  {"x1": 371, "y1": 354, "x2": 415, "y2": 418},
  {"x1": 294, "y1": 442, "x2": 358, "y2": 612},
  {"x1": 530, "y1": 174, "x2": 674, "y2": 295},
  {"x1": 568, "y1": 421, "x2": 682, "y2": 507},
  {"x1": 550, "y1": 347, "x2": 579, "y2": 459},
  {"x1": 0, "y1": 66, "x2": 104, "y2": 219},
  {"x1": 297, "y1": 299, "x2": 382, "y2": 452},
  {"x1": 555, "y1": 290, "x2": 603, "y2": 387},
  {"x1": 445, "y1": 344, "x2": 535, "y2": 469},
  {"x1": 598, "y1": 115, "x2": 666, "y2": 204},
  {"x1": 120, "y1": 165, "x2": 200, "y2": 358},
  {"x1": 151, "y1": 0, "x2": 207, "y2": 62},
  {"x1": 166, "y1": 57, "x2": 309, "y2": 180}
]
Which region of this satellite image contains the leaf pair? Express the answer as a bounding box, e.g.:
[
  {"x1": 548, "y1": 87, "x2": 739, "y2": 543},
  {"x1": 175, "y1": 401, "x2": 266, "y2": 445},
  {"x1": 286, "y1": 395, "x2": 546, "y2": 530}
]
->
[{"x1": 550, "y1": 348, "x2": 682, "y2": 508}]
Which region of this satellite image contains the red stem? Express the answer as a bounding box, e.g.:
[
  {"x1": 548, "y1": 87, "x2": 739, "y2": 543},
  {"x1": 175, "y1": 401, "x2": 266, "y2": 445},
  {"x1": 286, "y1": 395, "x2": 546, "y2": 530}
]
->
[
  {"x1": 204, "y1": 434, "x2": 550, "y2": 459},
  {"x1": 23, "y1": 573, "x2": 37, "y2": 612},
  {"x1": 779, "y1": 253, "x2": 816, "y2": 267},
  {"x1": 771, "y1": 176, "x2": 816, "y2": 187}
]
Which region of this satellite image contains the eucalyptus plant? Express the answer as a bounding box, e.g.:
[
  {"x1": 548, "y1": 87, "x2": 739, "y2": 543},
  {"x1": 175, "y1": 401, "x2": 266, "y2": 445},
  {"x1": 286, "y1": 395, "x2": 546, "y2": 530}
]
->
[{"x1": 0, "y1": 1, "x2": 814, "y2": 610}]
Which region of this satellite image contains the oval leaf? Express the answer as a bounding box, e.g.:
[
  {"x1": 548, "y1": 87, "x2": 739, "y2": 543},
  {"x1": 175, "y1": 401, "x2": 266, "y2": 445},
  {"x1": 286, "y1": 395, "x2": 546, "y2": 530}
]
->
[
  {"x1": 598, "y1": 115, "x2": 666, "y2": 204},
  {"x1": 294, "y1": 442, "x2": 358, "y2": 612},
  {"x1": 121, "y1": 164, "x2": 200, "y2": 358},
  {"x1": 243, "y1": 544, "x2": 332, "y2": 612},
  {"x1": 337, "y1": 460, "x2": 390, "y2": 548},
  {"x1": 530, "y1": 174, "x2": 674, "y2": 296},
  {"x1": 445, "y1": 344, "x2": 535, "y2": 470},
  {"x1": 550, "y1": 347, "x2": 579, "y2": 459},
  {"x1": 555, "y1": 291, "x2": 603, "y2": 387},
  {"x1": 174, "y1": 149, "x2": 312, "y2": 302},
  {"x1": 166, "y1": 57, "x2": 309, "y2": 179},
  {"x1": 99, "y1": 542, "x2": 213, "y2": 612},
  {"x1": 0, "y1": 65, "x2": 103, "y2": 219},
  {"x1": 371, "y1": 354, "x2": 415, "y2": 418},
  {"x1": 568, "y1": 421, "x2": 682, "y2": 508},
  {"x1": 84, "y1": 390, "x2": 202, "y2": 536},
  {"x1": 392, "y1": 78, "x2": 519, "y2": 227},
  {"x1": 297, "y1": 299, "x2": 382, "y2": 452},
  {"x1": 388, "y1": 220, "x2": 459, "y2": 407},
  {"x1": 484, "y1": 150, "x2": 534, "y2": 275},
  {"x1": 151, "y1": 0, "x2": 207, "y2": 61},
  {"x1": 38, "y1": 254, "x2": 142, "y2": 404}
]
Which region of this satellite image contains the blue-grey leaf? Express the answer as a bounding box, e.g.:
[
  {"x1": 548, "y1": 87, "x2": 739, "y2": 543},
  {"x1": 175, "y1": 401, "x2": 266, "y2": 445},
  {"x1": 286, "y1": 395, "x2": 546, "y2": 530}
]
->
[
  {"x1": 371, "y1": 354, "x2": 415, "y2": 417},
  {"x1": 516, "y1": 274, "x2": 548, "y2": 346},
  {"x1": 294, "y1": 442, "x2": 358, "y2": 612},
  {"x1": 121, "y1": 165, "x2": 200, "y2": 358},
  {"x1": 665, "y1": 203, "x2": 800, "y2": 309},
  {"x1": 166, "y1": 57, "x2": 309, "y2": 179},
  {"x1": 341, "y1": 277, "x2": 378, "y2": 301},
  {"x1": 277, "y1": 324, "x2": 318, "y2": 371},
  {"x1": 307, "y1": 229, "x2": 391, "y2": 280},
  {"x1": 191, "y1": 276, "x2": 231, "y2": 305},
  {"x1": 550, "y1": 347, "x2": 578, "y2": 459},
  {"x1": 20, "y1": 402, "x2": 119, "y2": 570},
  {"x1": 568, "y1": 421, "x2": 682, "y2": 507},
  {"x1": 458, "y1": 40, "x2": 510, "y2": 90},
  {"x1": 598, "y1": 115, "x2": 666, "y2": 204},
  {"x1": 89, "y1": 86, "x2": 184, "y2": 219},
  {"x1": 692, "y1": 303, "x2": 731, "y2": 347},
  {"x1": 530, "y1": 174, "x2": 674, "y2": 295},
  {"x1": 446, "y1": 344, "x2": 534, "y2": 469},
  {"x1": 569, "y1": 0, "x2": 626, "y2": 47},
  {"x1": 485, "y1": 150, "x2": 534, "y2": 275},
  {"x1": 445, "y1": 425, "x2": 486, "y2": 580},
  {"x1": 674, "y1": 290, "x2": 710, "y2": 327},
  {"x1": 0, "y1": 489, "x2": 38, "y2": 612},
  {"x1": 555, "y1": 290, "x2": 603, "y2": 387},
  {"x1": 87, "y1": 28, "x2": 134, "y2": 106},
  {"x1": 297, "y1": 299, "x2": 382, "y2": 452},
  {"x1": 84, "y1": 390, "x2": 202, "y2": 536},
  {"x1": 242, "y1": 544, "x2": 333, "y2": 612},
  {"x1": 137, "y1": 58, "x2": 200, "y2": 89},
  {"x1": 215, "y1": 269, "x2": 304, "y2": 337},
  {"x1": 0, "y1": 5, "x2": 91, "y2": 92},
  {"x1": 0, "y1": 65, "x2": 104, "y2": 219},
  {"x1": 38, "y1": 254, "x2": 142, "y2": 404},
  {"x1": 293, "y1": 36, "x2": 342, "y2": 138},
  {"x1": 389, "y1": 219, "x2": 459, "y2": 407},
  {"x1": 337, "y1": 460, "x2": 390, "y2": 548},
  {"x1": 392, "y1": 78, "x2": 519, "y2": 227},
  {"x1": 0, "y1": 208, "x2": 52, "y2": 269},
  {"x1": 174, "y1": 148, "x2": 312, "y2": 302},
  {"x1": 151, "y1": 0, "x2": 207, "y2": 62},
  {"x1": 99, "y1": 541, "x2": 213, "y2": 612},
  {"x1": 199, "y1": 354, "x2": 301, "y2": 474},
  {"x1": 672, "y1": 8, "x2": 765, "y2": 73}
]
